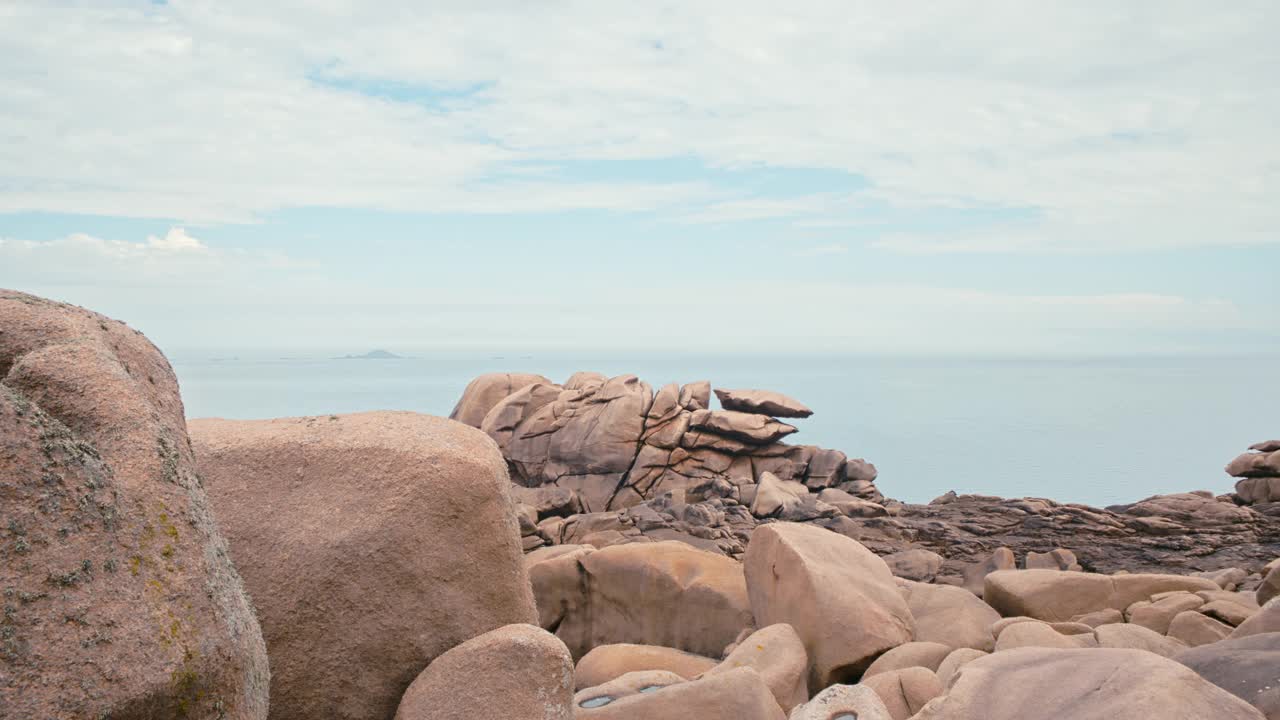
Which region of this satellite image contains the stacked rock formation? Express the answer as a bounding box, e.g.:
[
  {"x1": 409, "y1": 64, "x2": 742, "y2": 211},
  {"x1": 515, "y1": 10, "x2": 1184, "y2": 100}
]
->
[
  {"x1": 1229, "y1": 440, "x2": 1280, "y2": 507},
  {"x1": 451, "y1": 372, "x2": 881, "y2": 516}
]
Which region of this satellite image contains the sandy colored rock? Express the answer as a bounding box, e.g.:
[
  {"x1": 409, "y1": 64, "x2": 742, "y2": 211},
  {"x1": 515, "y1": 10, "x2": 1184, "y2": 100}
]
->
[
  {"x1": 714, "y1": 388, "x2": 814, "y2": 419},
  {"x1": 1232, "y1": 598, "x2": 1280, "y2": 638},
  {"x1": 574, "y1": 644, "x2": 717, "y2": 690},
  {"x1": 1025, "y1": 548, "x2": 1081, "y2": 571},
  {"x1": 393, "y1": 624, "x2": 573, "y2": 720},
  {"x1": 750, "y1": 471, "x2": 809, "y2": 518},
  {"x1": 1127, "y1": 592, "x2": 1205, "y2": 634},
  {"x1": 191, "y1": 412, "x2": 537, "y2": 720},
  {"x1": 707, "y1": 624, "x2": 809, "y2": 713},
  {"x1": 0, "y1": 290, "x2": 269, "y2": 720},
  {"x1": 1093, "y1": 623, "x2": 1187, "y2": 657},
  {"x1": 911, "y1": 647, "x2": 1266, "y2": 720},
  {"x1": 1176, "y1": 632, "x2": 1280, "y2": 720},
  {"x1": 934, "y1": 648, "x2": 987, "y2": 688},
  {"x1": 1167, "y1": 610, "x2": 1233, "y2": 647},
  {"x1": 574, "y1": 666, "x2": 786, "y2": 719},
  {"x1": 1259, "y1": 562, "x2": 1280, "y2": 606},
  {"x1": 788, "y1": 684, "x2": 893, "y2": 720},
  {"x1": 863, "y1": 641, "x2": 952, "y2": 678},
  {"x1": 901, "y1": 580, "x2": 1000, "y2": 651},
  {"x1": 882, "y1": 548, "x2": 944, "y2": 581},
  {"x1": 994, "y1": 621, "x2": 1091, "y2": 651},
  {"x1": 860, "y1": 667, "x2": 944, "y2": 720},
  {"x1": 962, "y1": 547, "x2": 1015, "y2": 596},
  {"x1": 984, "y1": 569, "x2": 1218, "y2": 621},
  {"x1": 1201, "y1": 598, "x2": 1256, "y2": 626},
  {"x1": 689, "y1": 409, "x2": 797, "y2": 444},
  {"x1": 745, "y1": 523, "x2": 915, "y2": 689},
  {"x1": 573, "y1": 670, "x2": 685, "y2": 707},
  {"x1": 556, "y1": 541, "x2": 753, "y2": 659},
  {"x1": 1071, "y1": 608, "x2": 1124, "y2": 627},
  {"x1": 526, "y1": 544, "x2": 596, "y2": 631},
  {"x1": 450, "y1": 372, "x2": 552, "y2": 427},
  {"x1": 1228, "y1": 449, "x2": 1280, "y2": 478}
]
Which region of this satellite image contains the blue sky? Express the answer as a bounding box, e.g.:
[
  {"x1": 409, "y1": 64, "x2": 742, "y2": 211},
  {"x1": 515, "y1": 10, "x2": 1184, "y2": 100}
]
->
[{"x1": 1, "y1": 1, "x2": 1277, "y2": 355}]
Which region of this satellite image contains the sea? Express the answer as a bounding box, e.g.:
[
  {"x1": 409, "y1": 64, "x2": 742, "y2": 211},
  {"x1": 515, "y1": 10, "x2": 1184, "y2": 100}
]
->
[{"x1": 171, "y1": 353, "x2": 1278, "y2": 507}]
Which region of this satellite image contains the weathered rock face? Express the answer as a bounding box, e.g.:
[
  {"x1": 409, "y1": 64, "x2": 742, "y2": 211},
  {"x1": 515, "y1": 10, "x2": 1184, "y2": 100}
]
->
[
  {"x1": 912, "y1": 647, "x2": 1266, "y2": 720},
  {"x1": 789, "y1": 684, "x2": 893, "y2": 720},
  {"x1": 459, "y1": 372, "x2": 883, "y2": 515},
  {"x1": 713, "y1": 388, "x2": 813, "y2": 418},
  {"x1": 744, "y1": 523, "x2": 914, "y2": 689},
  {"x1": 705, "y1": 624, "x2": 809, "y2": 713},
  {"x1": 573, "y1": 666, "x2": 786, "y2": 719},
  {"x1": 900, "y1": 580, "x2": 1000, "y2": 651},
  {"x1": 547, "y1": 540, "x2": 754, "y2": 659},
  {"x1": 450, "y1": 372, "x2": 552, "y2": 428},
  {"x1": 1176, "y1": 633, "x2": 1280, "y2": 720},
  {"x1": 1229, "y1": 441, "x2": 1280, "y2": 505},
  {"x1": 984, "y1": 569, "x2": 1219, "y2": 621},
  {"x1": 574, "y1": 644, "x2": 717, "y2": 690},
  {"x1": 869, "y1": 491, "x2": 1280, "y2": 580},
  {"x1": 0, "y1": 290, "x2": 269, "y2": 719},
  {"x1": 190, "y1": 412, "x2": 538, "y2": 720},
  {"x1": 393, "y1": 624, "x2": 574, "y2": 720}
]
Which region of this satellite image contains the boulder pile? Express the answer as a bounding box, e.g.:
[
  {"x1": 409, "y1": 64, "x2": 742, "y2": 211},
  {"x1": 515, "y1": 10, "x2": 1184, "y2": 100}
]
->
[
  {"x1": 1229, "y1": 440, "x2": 1280, "y2": 507},
  {"x1": 6, "y1": 291, "x2": 1279, "y2": 720},
  {"x1": 452, "y1": 372, "x2": 882, "y2": 517}
]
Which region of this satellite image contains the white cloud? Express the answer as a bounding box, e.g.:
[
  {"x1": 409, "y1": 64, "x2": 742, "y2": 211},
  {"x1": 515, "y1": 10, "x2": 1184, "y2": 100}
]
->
[
  {"x1": 0, "y1": 1, "x2": 1277, "y2": 251},
  {"x1": 0, "y1": 227, "x2": 299, "y2": 286}
]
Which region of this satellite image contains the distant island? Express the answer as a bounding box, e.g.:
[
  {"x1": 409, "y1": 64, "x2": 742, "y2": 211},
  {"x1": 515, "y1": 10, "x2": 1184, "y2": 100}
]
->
[{"x1": 335, "y1": 349, "x2": 405, "y2": 360}]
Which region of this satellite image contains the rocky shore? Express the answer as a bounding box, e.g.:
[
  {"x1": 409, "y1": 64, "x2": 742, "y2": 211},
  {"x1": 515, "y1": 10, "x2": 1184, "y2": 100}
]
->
[{"x1": 3, "y1": 289, "x2": 1277, "y2": 719}]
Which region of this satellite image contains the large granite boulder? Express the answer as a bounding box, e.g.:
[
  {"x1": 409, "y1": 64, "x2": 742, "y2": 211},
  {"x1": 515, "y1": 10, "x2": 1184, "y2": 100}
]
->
[
  {"x1": 1175, "y1": 633, "x2": 1280, "y2": 719},
  {"x1": 551, "y1": 540, "x2": 754, "y2": 659},
  {"x1": 911, "y1": 647, "x2": 1266, "y2": 719},
  {"x1": 449, "y1": 372, "x2": 552, "y2": 428},
  {"x1": 983, "y1": 569, "x2": 1219, "y2": 621},
  {"x1": 745, "y1": 523, "x2": 914, "y2": 689},
  {"x1": 860, "y1": 666, "x2": 944, "y2": 720},
  {"x1": 0, "y1": 290, "x2": 269, "y2": 719},
  {"x1": 190, "y1": 412, "x2": 537, "y2": 720},
  {"x1": 705, "y1": 623, "x2": 809, "y2": 713},
  {"x1": 900, "y1": 580, "x2": 1000, "y2": 651},
  {"x1": 393, "y1": 624, "x2": 573, "y2": 720}
]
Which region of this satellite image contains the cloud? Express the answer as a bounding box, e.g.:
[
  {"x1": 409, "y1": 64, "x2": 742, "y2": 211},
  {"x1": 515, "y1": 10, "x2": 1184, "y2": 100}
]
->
[
  {"x1": 0, "y1": 227, "x2": 298, "y2": 286},
  {"x1": 0, "y1": 1, "x2": 1277, "y2": 251}
]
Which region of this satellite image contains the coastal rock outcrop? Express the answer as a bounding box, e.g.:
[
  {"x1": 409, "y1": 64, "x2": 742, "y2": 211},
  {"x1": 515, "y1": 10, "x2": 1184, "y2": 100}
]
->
[
  {"x1": 190, "y1": 412, "x2": 537, "y2": 720},
  {"x1": 1229, "y1": 441, "x2": 1280, "y2": 505},
  {"x1": 460, "y1": 373, "x2": 882, "y2": 515},
  {"x1": 0, "y1": 290, "x2": 269, "y2": 719},
  {"x1": 450, "y1": 372, "x2": 552, "y2": 428}
]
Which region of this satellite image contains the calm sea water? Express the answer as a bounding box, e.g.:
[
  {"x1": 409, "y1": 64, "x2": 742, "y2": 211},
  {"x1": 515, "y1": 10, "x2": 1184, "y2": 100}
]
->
[{"x1": 171, "y1": 353, "x2": 1278, "y2": 506}]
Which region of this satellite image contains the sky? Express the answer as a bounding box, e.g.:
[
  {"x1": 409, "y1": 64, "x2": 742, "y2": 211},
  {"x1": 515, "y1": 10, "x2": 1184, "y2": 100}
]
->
[{"x1": 1, "y1": 1, "x2": 1277, "y2": 356}]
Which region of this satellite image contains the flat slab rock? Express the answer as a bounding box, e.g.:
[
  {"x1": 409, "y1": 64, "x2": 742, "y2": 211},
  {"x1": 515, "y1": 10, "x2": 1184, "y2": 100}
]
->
[{"x1": 713, "y1": 388, "x2": 813, "y2": 418}]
